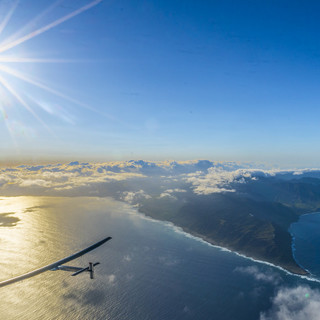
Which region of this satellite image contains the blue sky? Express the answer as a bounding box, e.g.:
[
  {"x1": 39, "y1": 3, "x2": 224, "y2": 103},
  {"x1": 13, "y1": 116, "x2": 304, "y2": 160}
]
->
[{"x1": 0, "y1": 0, "x2": 320, "y2": 167}]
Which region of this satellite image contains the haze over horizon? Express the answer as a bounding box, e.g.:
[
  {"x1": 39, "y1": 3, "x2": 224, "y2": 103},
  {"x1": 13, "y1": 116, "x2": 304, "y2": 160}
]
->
[{"x1": 0, "y1": 0, "x2": 319, "y2": 167}]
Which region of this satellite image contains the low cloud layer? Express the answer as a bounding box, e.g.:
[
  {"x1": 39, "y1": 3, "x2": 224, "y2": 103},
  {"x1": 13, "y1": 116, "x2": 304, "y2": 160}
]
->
[
  {"x1": 0, "y1": 162, "x2": 146, "y2": 196},
  {"x1": 1, "y1": 160, "x2": 319, "y2": 197}
]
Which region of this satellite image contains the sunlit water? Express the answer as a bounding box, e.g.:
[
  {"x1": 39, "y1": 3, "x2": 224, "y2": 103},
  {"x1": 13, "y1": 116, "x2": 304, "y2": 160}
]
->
[{"x1": 0, "y1": 196, "x2": 317, "y2": 320}]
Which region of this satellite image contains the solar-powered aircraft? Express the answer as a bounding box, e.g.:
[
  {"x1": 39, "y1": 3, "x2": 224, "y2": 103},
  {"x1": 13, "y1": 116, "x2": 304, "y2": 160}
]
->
[{"x1": 0, "y1": 236, "x2": 112, "y2": 288}]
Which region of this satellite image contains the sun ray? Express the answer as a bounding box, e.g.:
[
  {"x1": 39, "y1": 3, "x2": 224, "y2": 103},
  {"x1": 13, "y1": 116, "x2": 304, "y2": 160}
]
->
[
  {"x1": 0, "y1": 0, "x2": 102, "y2": 54},
  {"x1": 0, "y1": 0, "x2": 116, "y2": 148},
  {"x1": 0, "y1": 57, "x2": 91, "y2": 63},
  {"x1": 0, "y1": 0, "x2": 19, "y2": 37},
  {"x1": 0, "y1": 0, "x2": 64, "y2": 46},
  {"x1": 0, "y1": 64, "x2": 115, "y2": 119},
  {"x1": 0, "y1": 74, "x2": 54, "y2": 134},
  {"x1": 0, "y1": 103, "x2": 18, "y2": 148},
  {"x1": 5, "y1": 120, "x2": 18, "y2": 149}
]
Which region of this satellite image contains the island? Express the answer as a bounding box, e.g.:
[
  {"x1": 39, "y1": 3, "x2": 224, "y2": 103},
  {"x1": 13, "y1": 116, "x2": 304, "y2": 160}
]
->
[
  {"x1": 123, "y1": 173, "x2": 320, "y2": 276},
  {"x1": 103, "y1": 162, "x2": 320, "y2": 276}
]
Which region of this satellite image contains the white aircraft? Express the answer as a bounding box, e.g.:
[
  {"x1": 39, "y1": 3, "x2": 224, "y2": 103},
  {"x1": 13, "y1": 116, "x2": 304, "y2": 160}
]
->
[{"x1": 0, "y1": 236, "x2": 112, "y2": 288}]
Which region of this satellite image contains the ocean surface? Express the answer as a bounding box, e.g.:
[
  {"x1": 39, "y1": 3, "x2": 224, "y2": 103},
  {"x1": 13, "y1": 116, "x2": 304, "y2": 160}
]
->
[{"x1": 0, "y1": 196, "x2": 318, "y2": 320}]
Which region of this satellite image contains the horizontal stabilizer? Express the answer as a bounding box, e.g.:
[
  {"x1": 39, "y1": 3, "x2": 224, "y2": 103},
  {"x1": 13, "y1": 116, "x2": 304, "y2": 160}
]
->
[
  {"x1": 72, "y1": 267, "x2": 89, "y2": 276},
  {"x1": 57, "y1": 265, "x2": 83, "y2": 272}
]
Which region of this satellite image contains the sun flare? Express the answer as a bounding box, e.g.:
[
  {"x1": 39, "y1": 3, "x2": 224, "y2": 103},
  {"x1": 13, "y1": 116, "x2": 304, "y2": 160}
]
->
[{"x1": 0, "y1": 0, "x2": 102, "y2": 144}]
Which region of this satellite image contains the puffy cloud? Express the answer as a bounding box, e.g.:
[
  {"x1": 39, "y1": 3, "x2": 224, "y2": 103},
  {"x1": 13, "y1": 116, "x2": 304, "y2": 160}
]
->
[
  {"x1": 186, "y1": 168, "x2": 240, "y2": 194},
  {"x1": 0, "y1": 162, "x2": 146, "y2": 196},
  {"x1": 122, "y1": 190, "x2": 151, "y2": 204},
  {"x1": 159, "y1": 188, "x2": 186, "y2": 200},
  {"x1": 106, "y1": 274, "x2": 116, "y2": 285},
  {"x1": 1, "y1": 160, "x2": 319, "y2": 197},
  {"x1": 163, "y1": 188, "x2": 187, "y2": 193},
  {"x1": 123, "y1": 255, "x2": 132, "y2": 262},
  {"x1": 19, "y1": 179, "x2": 49, "y2": 187},
  {"x1": 186, "y1": 167, "x2": 281, "y2": 195},
  {"x1": 159, "y1": 192, "x2": 177, "y2": 200},
  {"x1": 260, "y1": 286, "x2": 320, "y2": 320},
  {"x1": 234, "y1": 266, "x2": 282, "y2": 285}
]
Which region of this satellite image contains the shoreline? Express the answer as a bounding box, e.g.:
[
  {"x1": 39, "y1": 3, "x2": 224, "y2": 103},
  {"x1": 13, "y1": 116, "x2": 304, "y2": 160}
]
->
[
  {"x1": 184, "y1": 228, "x2": 309, "y2": 276},
  {"x1": 132, "y1": 207, "x2": 310, "y2": 277},
  {"x1": 289, "y1": 211, "x2": 320, "y2": 277}
]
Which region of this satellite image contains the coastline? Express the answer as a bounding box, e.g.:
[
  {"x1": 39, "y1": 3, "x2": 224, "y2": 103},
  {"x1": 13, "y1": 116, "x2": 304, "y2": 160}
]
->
[
  {"x1": 184, "y1": 228, "x2": 309, "y2": 276},
  {"x1": 289, "y1": 211, "x2": 320, "y2": 277},
  {"x1": 134, "y1": 207, "x2": 309, "y2": 277}
]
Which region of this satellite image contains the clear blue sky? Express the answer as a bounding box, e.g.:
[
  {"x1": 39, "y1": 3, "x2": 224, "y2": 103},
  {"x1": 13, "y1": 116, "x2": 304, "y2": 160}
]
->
[{"x1": 1, "y1": 0, "x2": 320, "y2": 167}]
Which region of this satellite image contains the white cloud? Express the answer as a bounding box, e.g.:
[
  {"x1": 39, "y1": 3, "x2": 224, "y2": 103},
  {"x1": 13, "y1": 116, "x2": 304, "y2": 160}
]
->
[
  {"x1": 123, "y1": 255, "x2": 132, "y2": 262},
  {"x1": 234, "y1": 266, "x2": 282, "y2": 285},
  {"x1": 159, "y1": 192, "x2": 177, "y2": 200},
  {"x1": 0, "y1": 162, "x2": 146, "y2": 195},
  {"x1": 122, "y1": 190, "x2": 151, "y2": 204},
  {"x1": 106, "y1": 274, "x2": 116, "y2": 285},
  {"x1": 163, "y1": 188, "x2": 187, "y2": 193},
  {"x1": 19, "y1": 179, "x2": 49, "y2": 187},
  {"x1": 186, "y1": 168, "x2": 242, "y2": 194},
  {"x1": 186, "y1": 167, "x2": 281, "y2": 195},
  {"x1": 159, "y1": 188, "x2": 186, "y2": 199},
  {"x1": 260, "y1": 286, "x2": 320, "y2": 320},
  {"x1": 1, "y1": 160, "x2": 319, "y2": 197}
]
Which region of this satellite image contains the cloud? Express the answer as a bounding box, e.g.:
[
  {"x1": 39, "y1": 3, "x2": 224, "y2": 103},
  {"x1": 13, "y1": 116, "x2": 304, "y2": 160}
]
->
[
  {"x1": 106, "y1": 274, "x2": 116, "y2": 285},
  {"x1": 158, "y1": 255, "x2": 180, "y2": 267},
  {"x1": 260, "y1": 286, "x2": 320, "y2": 320},
  {"x1": 186, "y1": 167, "x2": 281, "y2": 195},
  {"x1": 19, "y1": 179, "x2": 49, "y2": 187},
  {"x1": 123, "y1": 255, "x2": 132, "y2": 262},
  {"x1": 186, "y1": 168, "x2": 241, "y2": 194},
  {"x1": 183, "y1": 305, "x2": 190, "y2": 313},
  {"x1": 0, "y1": 162, "x2": 146, "y2": 196},
  {"x1": 122, "y1": 190, "x2": 151, "y2": 204},
  {"x1": 0, "y1": 212, "x2": 20, "y2": 227},
  {"x1": 163, "y1": 188, "x2": 187, "y2": 193},
  {"x1": 1, "y1": 160, "x2": 320, "y2": 197},
  {"x1": 159, "y1": 188, "x2": 187, "y2": 200},
  {"x1": 234, "y1": 266, "x2": 282, "y2": 285},
  {"x1": 159, "y1": 192, "x2": 177, "y2": 200}
]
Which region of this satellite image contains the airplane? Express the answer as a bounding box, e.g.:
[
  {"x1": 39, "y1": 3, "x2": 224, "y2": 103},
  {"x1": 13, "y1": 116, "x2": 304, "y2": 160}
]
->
[{"x1": 0, "y1": 236, "x2": 112, "y2": 288}]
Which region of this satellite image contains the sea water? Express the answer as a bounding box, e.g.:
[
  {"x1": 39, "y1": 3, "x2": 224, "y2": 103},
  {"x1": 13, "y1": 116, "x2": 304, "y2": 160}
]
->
[
  {"x1": 290, "y1": 212, "x2": 320, "y2": 278},
  {"x1": 0, "y1": 196, "x2": 317, "y2": 320}
]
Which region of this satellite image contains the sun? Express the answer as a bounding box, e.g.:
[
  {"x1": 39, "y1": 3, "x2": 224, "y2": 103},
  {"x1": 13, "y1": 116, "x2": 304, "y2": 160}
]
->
[{"x1": 0, "y1": 0, "x2": 102, "y2": 143}]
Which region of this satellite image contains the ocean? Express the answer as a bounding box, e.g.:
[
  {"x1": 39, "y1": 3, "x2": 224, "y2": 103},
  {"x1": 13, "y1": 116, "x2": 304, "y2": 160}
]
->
[
  {"x1": 290, "y1": 212, "x2": 320, "y2": 278},
  {"x1": 0, "y1": 196, "x2": 318, "y2": 320}
]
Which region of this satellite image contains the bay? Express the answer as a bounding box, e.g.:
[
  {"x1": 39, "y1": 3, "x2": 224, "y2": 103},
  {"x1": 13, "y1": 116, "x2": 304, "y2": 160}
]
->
[{"x1": 290, "y1": 212, "x2": 320, "y2": 278}]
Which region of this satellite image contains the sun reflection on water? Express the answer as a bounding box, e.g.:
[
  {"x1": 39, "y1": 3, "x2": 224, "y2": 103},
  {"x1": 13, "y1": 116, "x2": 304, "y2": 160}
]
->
[
  {"x1": 0, "y1": 196, "x2": 118, "y2": 320},
  {"x1": 0, "y1": 197, "x2": 52, "y2": 277}
]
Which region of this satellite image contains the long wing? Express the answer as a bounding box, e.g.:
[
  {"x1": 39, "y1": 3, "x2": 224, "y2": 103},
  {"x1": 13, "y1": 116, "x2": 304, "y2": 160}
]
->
[{"x1": 0, "y1": 236, "x2": 112, "y2": 288}]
